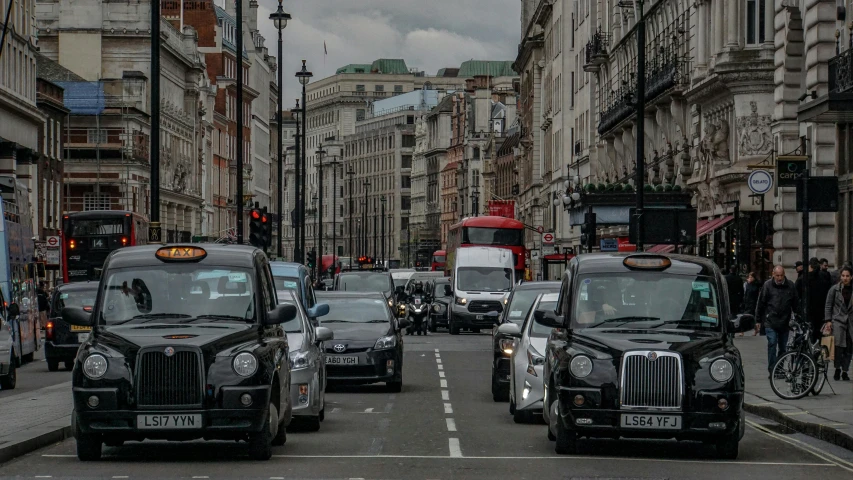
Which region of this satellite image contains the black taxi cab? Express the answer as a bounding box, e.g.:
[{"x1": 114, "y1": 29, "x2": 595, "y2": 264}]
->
[
  {"x1": 61, "y1": 244, "x2": 296, "y2": 461},
  {"x1": 540, "y1": 254, "x2": 755, "y2": 459}
]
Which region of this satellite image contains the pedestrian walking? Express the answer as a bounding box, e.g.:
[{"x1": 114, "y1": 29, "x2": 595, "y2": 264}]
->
[
  {"x1": 819, "y1": 258, "x2": 833, "y2": 285},
  {"x1": 724, "y1": 265, "x2": 744, "y2": 317},
  {"x1": 795, "y1": 261, "x2": 804, "y2": 280},
  {"x1": 755, "y1": 265, "x2": 800, "y2": 377},
  {"x1": 743, "y1": 271, "x2": 760, "y2": 314},
  {"x1": 824, "y1": 265, "x2": 853, "y2": 381},
  {"x1": 796, "y1": 259, "x2": 832, "y2": 341}
]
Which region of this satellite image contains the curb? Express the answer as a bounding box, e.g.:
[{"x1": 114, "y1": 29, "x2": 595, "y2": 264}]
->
[
  {"x1": 0, "y1": 422, "x2": 72, "y2": 465},
  {"x1": 744, "y1": 402, "x2": 853, "y2": 452}
]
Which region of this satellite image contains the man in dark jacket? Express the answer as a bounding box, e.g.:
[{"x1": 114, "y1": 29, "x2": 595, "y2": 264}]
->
[
  {"x1": 820, "y1": 258, "x2": 833, "y2": 285},
  {"x1": 743, "y1": 272, "x2": 760, "y2": 316},
  {"x1": 724, "y1": 266, "x2": 744, "y2": 315},
  {"x1": 796, "y1": 259, "x2": 833, "y2": 341},
  {"x1": 756, "y1": 265, "x2": 800, "y2": 376}
]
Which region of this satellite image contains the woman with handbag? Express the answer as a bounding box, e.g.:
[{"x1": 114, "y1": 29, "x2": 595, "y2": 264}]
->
[{"x1": 824, "y1": 266, "x2": 853, "y2": 381}]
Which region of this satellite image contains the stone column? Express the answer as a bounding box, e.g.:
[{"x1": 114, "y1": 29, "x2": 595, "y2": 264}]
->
[
  {"x1": 727, "y1": 0, "x2": 739, "y2": 48},
  {"x1": 764, "y1": 0, "x2": 775, "y2": 46},
  {"x1": 714, "y1": 0, "x2": 724, "y2": 56},
  {"x1": 696, "y1": 1, "x2": 708, "y2": 67}
]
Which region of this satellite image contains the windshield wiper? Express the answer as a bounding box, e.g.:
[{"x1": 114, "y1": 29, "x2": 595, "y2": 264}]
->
[
  {"x1": 651, "y1": 319, "x2": 717, "y2": 329},
  {"x1": 111, "y1": 313, "x2": 193, "y2": 325},
  {"x1": 365, "y1": 319, "x2": 389, "y2": 323},
  {"x1": 187, "y1": 314, "x2": 251, "y2": 323},
  {"x1": 587, "y1": 316, "x2": 660, "y2": 329},
  {"x1": 321, "y1": 320, "x2": 353, "y2": 323}
]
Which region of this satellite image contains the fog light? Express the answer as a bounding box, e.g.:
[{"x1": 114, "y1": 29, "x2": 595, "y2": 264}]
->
[
  {"x1": 575, "y1": 418, "x2": 593, "y2": 425},
  {"x1": 573, "y1": 394, "x2": 585, "y2": 406},
  {"x1": 298, "y1": 395, "x2": 309, "y2": 405},
  {"x1": 709, "y1": 422, "x2": 726, "y2": 429},
  {"x1": 298, "y1": 384, "x2": 309, "y2": 396},
  {"x1": 240, "y1": 393, "x2": 253, "y2": 406},
  {"x1": 522, "y1": 388, "x2": 531, "y2": 400},
  {"x1": 717, "y1": 398, "x2": 729, "y2": 411},
  {"x1": 87, "y1": 395, "x2": 99, "y2": 408},
  {"x1": 386, "y1": 360, "x2": 394, "y2": 368}
]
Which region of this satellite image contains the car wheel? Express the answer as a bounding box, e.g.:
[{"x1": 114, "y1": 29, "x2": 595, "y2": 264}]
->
[
  {"x1": 22, "y1": 351, "x2": 33, "y2": 363},
  {"x1": 387, "y1": 379, "x2": 403, "y2": 393},
  {"x1": 547, "y1": 426, "x2": 556, "y2": 441},
  {"x1": 301, "y1": 415, "x2": 321, "y2": 433},
  {"x1": 554, "y1": 417, "x2": 578, "y2": 455},
  {"x1": 47, "y1": 359, "x2": 60, "y2": 372},
  {"x1": 509, "y1": 397, "x2": 516, "y2": 415},
  {"x1": 319, "y1": 407, "x2": 325, "y2": 422},
  {"x1": 513, "y1": 408, "x2": 531, "y2": 424},
  {"x1": 450, "y1": 317, "x2": 460, "y2": 335},
  {"x1": 75, "y1": 414, "x2": 102, "y2": 461},
  {"x1": 428, "y1": 319, "x2": 436, "y2": 333},
  {"x1": 248, "y1": 404, "x2": 276, "y2": 460},
  {"x1": 491, "y1": 369, "x2": 505, "y2": 402},
  {"x1": 715, "y1": 433, "x2": 739, "y2": 459},
  {"x1": 272, "y1": 415, "x2": 288, "y2": 445},
  {"x1": 0, "y1": 353, "x2": 16, "y2": 390}
]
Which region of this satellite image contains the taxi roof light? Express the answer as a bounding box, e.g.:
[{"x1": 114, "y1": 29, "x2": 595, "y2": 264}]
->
[
  {"x1": 155, "y1": 246, "x2": 208, "y2": 262},
  {"x1": 623, "y1": 255, "x2": 672, "y2": 270}
]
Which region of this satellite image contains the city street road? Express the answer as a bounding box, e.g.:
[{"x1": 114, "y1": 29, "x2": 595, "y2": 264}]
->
[
  {"x1": 0, "y1": 342, "x2": 72, "y2": 399},
  {"x1": 2, "y1": 332, "x2": 852, "y2": 479}
]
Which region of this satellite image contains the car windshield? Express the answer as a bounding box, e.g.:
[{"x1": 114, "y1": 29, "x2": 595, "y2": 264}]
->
[
  {"x1": 572, "y1": 273, "x2": 721, "y2": 331},
  {"x1": 52, "y1": 288, "x2": 98, "y2": 313},
  {"x1": 339, "y1": 274, "x2": 392, "y2": 293},
  {"x1": 279, "y1": 300, "x2": 304, "y2": 334},
  {"x1": 393, "y1": 278, "x2": 409, "y2": 289},
  {"x1": 433, "y1": 282, "x2": 451, "y2": 297},
  {"x1": 273, "y1": 276, "x2": 299, "y2": 291},
  {"x1": 456, "y1": 267, "x2": 512, "y2": 292},
  {"x1": 98, "y1": 266, "x2": 256, "y2": 325},
  {"x1": 529, "y1": 300, "x2": 558, "y2": 337},
  {"x1": 505, "y1": 288, "x2": 558, "y2": 324},
  {"x1": 320, "y1": 297, "x2": 390, "y2": 323}
]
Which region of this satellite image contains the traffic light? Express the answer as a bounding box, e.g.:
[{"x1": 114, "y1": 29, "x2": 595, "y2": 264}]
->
[
  {"x1": 249, "y1": 208, "x2": 263, "y2": 247},
  {"x1": 580, "y1": 212, "x2": 597, "y2": 251},
  {"x1": 307, "y1": 249, "x2": 316, "y2": 269},
  {"x1": 260, "y1": 206, "x2": 272, "y2": 250}
]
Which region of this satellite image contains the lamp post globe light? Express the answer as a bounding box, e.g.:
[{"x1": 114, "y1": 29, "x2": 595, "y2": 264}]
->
[
  {"x1": 270, "y1": 2, "x2": 290, "y2": 258},
  {"x1": 296, "y1": 60, "x2": 313, "y2": 265}
]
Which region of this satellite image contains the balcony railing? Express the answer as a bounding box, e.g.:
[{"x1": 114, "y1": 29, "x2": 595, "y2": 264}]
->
[
  {"x1": 829, "y1": 47, "x2": 853, "y2": 93},
  {"x1": 583, "y1": 28, "x2": 610, "y2": 73}
]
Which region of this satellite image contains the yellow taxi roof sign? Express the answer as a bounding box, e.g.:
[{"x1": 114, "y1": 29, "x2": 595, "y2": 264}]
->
[
  {"x1": 156, "y1": 246, "x2": 208, "y2": 262},
  {"x1": 623, "y1": 255, "x2": 672, "y2": 270}
]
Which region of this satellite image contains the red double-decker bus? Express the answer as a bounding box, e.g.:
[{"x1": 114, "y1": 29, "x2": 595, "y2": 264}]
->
[
  {"x1": 62, "y1": 211, "x2": 149, "y2": 283},
  {"x1": 446, "y1": 216, "x2": 526, "y2": 278},
  {"x1": 431, "y1": 250, "x2": 446, "y2": 272}
]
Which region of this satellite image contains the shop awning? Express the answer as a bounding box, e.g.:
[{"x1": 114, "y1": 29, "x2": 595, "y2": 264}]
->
[{"x1": 697, "y1": 215, "x2": 734, "y2": 238}]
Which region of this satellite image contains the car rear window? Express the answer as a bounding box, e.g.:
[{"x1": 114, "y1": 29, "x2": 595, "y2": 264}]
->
[{"x1": 52, "y1": 288, "x2": 97, "y2": 313}]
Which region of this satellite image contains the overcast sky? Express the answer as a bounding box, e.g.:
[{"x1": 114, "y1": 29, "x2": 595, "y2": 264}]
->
[{"x1": 253, "y1": 0, "x2": 520, "y2": 102}]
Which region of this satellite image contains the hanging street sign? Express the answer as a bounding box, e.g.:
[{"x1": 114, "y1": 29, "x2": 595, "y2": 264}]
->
[
  {"x1": 747, "y1": 170, "x2": 773, "y2": 195},
  {"x1": 776, "y1": 155, "x2": 807, "y2": 187}
]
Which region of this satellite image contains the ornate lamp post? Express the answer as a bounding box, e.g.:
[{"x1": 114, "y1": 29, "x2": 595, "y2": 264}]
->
[
  {"x1": 380, "y1": 195, "x2": 386, "y2": 266},
  {"x1": 312, "y1": 193, "x2": 318, "y2": 277},
  {"x1": 347, "y1": 167, "x2": 355, "y2": 257},
  {"x1": 292, "y1": 99, "x2": 301, "y2": 262},
  {"x1": 296, "y1": 60, "x2": 313, "y2": 262},
  {"x1": 316, "y1": 144, "x2": 326, "y2": 255},
  {"x1": 270, "y1": 2, "x2": 290, "y2": 257},
  {"x1": 362, "y1": 180, "x2": 370, "y2": 258}
]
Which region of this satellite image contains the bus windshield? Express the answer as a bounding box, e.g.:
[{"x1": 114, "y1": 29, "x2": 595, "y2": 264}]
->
[
  {"x1": 463, "y1": 227, "x2": 523, "y2": 246},
  {"x1": 65, "y1": 218, "x2": 125, "y2": 236},
  {"x1": 432, "y1": 255, "x2": 446, "y2": 263}
]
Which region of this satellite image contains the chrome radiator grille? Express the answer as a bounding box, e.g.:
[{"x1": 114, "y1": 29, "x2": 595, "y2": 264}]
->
[
  {"x1": 619, "y1": 351, "x2": 682, "y2": 410},
  {"x1": 137, "y1": 349, "x2": 203, "y2": 408}
]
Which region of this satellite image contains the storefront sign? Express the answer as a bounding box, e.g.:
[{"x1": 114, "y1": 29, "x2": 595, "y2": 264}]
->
[
  {"x1": 747, "y1": 170, "x2": 773, "y2": 195},
  {"x1": 600, "y1": 238, "x2": 618, "y2": 252},
  {"x1": 617, "y1": 237, "x2": 637, "y2": 252},
  {"x1": 488, "y1": 200, "x2": 515, "y2": 219},
  {"x1": 776, "y1": 155, "x2": 807, "y2": 187}
]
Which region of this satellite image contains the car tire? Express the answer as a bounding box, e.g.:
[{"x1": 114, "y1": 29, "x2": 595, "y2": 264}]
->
[
  {"x1": 272, "y1": 415, "x2": 288, "y2": 445},
  {"x1": 47, "y1": 359, "x2": 60, "y2": 372},
  {"x1": 65, "y1": 361, "x2": 74, "y2": 371},
  {"x1": 491, "y1": 370, "x2": 506, "y2": 402},
  {"x1": 301, "y1": 415, "x2": 321, "y2": 433},
  {"x1": 248, "y1": 404, "x2": 276, "y2": 460},
  {"x1": 319, "y1": 407, "x2": 325, "y2": 422},
  {"x1": 715, "y1": 433, "x2": 739, "y2": 460},
  {"x1": 75, "y1": 414, "x2": 102, "y2": 461},
  {"x1": 22, "y1": 352, "x2": 33, "y2": 364},
  {"x1": 0, "y1": 353, "x2": 16, "y2": 390},
  {"x1": 428, "y1": 319, "x2": 436, "y2": 333},
  {"x1": 450, "y1": 317, "x2": 460, "y2": 335},
  {"x1": 509, "y1": 397, "x2": 516, "y2": 414},
  {"x1": 387, "y1": 379, "x2": 403, "y2": 393},
  {"x1": 513, "y1": 408, "x2": 531, "y2": 424},
  {"x1": 547, "y1": 427, "x2": 556, "y2": 441},
  {"x1": 554, "y1": 418, "x2": 578, "y2": 455}
]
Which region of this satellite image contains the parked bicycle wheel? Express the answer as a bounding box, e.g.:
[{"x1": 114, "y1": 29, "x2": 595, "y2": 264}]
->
[
  {"x1": 811, "y1": 345, "x2": 830, "y2": 396},
  {"x1": 770, "y1": 351, "x2": 817, "y2": 400}
]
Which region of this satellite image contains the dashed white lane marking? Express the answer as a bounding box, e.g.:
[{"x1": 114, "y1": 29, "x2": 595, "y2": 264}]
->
[
  {"x1": 444, "y1": 403, "x2": 453, "y2": 414},
  {"x1": 192, "y1": 477, "x2": 209, "y2": 479},
  {"x1": 440, "y1": 379, "x2": 447, "y2": 388},
  {"x1": 331, "y1": 407, "x2": 341, "y2": 413},
  {"x1": 270, "y1": 477, "x2": 285, "y2": 479},
  {"x1": 449, "y1": 438, "x2": 463, "y2": 457},
  {"x1": 435, "y1": 353, "x2": 441, "y2": 357},
  {"x1": 441, "y1": 390, "x2": 450, "y2": 400},
  {"x1": 434, "y1": 348, "x2": 439, "y2": 352},
  {"x1": 34, "y1": 477, "x2": 52, "y2": 479},
  {"x1": 439, "y1": 371, "x2": 445, "y2": 378},
  {"x1": 364, "y1": 407, "x2": 374, "y2": 413},
  {"x1": 436, "y1": 358, "x2": 442, "y2": 364},
  {"x1": 445, "y1": 418, "x2": 457, "y2": 432},
  {"x1": 112, "y1": 477, "x2": 129, "y2": 479},
  {"x1": 437, "y1": 364, "x2": 443, "y2": 370}
]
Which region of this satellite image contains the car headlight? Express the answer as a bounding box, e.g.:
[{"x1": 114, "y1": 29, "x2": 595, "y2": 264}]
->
[
  {"x1": 527, "y1": 348, "x2": 544, "y2": 376},
  {"x1": 499, "y1": 338, "x2": 514, "y2": 355},
  {"x1": 388, "y1": 299, "x2": 394, "y2": 307},
  {"x1": 83, "y1": 354, "x2": 108, "y2": 379},
  {"x1": 233, "y1": 352, "x2": 258, "y2": 377},
  {"x1": 375, "y1": 335, "x2": 396, "y2": 350},
  {"x1": 455, "y1": 296, "x2": 467, "y2": 305},
  {"x1": 432, "y1": 304, "x2": 442, "y2": 312},
  {"x1": 289, "y1": 350, "x2": 311, "y2": 370},
  {"x1": 710, "y1": 358, "x2": 734, "y2": 383},
  {"x1": 503, "y1": 297, "x2": 508, "y2": 305},
  {"x1": 570, "y1": 355, "x2": 593, "y2": 378}
]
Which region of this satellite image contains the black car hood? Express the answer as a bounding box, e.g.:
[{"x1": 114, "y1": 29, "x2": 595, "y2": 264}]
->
[
  {"x1": 321, "y1": 322, "x2": 392, "y2": 341},
  {"x1": 98, "y1": 323, "x2": 258, "y2": 349},
  {"x1": 572, "y1": 328, "x2": 725, "y2": 359}
]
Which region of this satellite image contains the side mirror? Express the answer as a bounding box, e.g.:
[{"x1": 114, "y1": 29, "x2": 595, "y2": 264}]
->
[
  {"x1": 444, "y1": 284, "x2": 452, "y2": 296},
  {"x1": 729, "y1": 313, "x2": 756, "y2": 333},
  {"x1": 7, "y1": 302, "x2": 20, "y2": 318},
  {"x1": 533, "y1": 309, "x2": 564, "y2": 328},
  {"x1": 497, "y1": 322, "x2": 521, "y2": 338},
  {"x1": 398, "y1": 317, "x2": 412, "y2": 330},
  {"x1": 62, "y1": 306, "x2": 91, "y2": 326},
  {"x1": 265, "y1": 304, "x2": 297, "y2": 325},
  {"x1": 307, "y1": 303, "x2": 330, "y2": 318},
  {"x1": 315, "y1": 326, "x2": 334, "y2": 343}
]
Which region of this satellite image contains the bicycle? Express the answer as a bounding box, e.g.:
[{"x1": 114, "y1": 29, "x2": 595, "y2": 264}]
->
[{"x1": 770, "y1": 317, "x2": 832, "y2": 400}]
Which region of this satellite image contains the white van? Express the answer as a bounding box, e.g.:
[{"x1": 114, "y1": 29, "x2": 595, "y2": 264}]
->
[{"x1": 447, "y1": 247, "x2": 515, "y2": 335}]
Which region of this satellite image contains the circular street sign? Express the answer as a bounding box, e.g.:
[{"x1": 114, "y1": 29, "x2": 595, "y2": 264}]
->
[
  {"x1": 47, "y1": 236, "x2": 59, "y2": 247},
  {"x1": 748, "y1": 170, "x2": 773, "y2": 195},
  {"x1": 543, "y1": 233, "x2": 555, "y2": 244},
  {"x1": 537, "y1": 226, "x2": 544, "y2": 234}
]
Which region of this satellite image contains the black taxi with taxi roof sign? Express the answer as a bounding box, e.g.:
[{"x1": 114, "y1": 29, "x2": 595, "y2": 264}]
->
[
  {"x1": 61, "y1": 244, "x2": 296, "y2": 461},
  {"x1": 537, "y1": 253, "x2": 755, "y2": 459}
]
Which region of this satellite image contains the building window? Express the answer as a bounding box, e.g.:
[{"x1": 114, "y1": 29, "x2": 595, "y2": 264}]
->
[
  {"x1": 402, "y1": 176, "x2": 411, "y2": 188},
  {"x1": 83, "y1": 193, "x2": 110, "y2": 211},
  {"x1": 356, "y1": 109, "x2": 365, "y2": 121},
  {"x1": 394, "y1": 85, "x2": 403, "y2": 93},
  {"x1": 87, "y1": 129, "x2": 107, "y2": 144},
  {"x1": 746, "y1": 0, "x2": 766, "y2": 45},
  {"x1": 375, "y1": 84, "x2": 384, "y2": 92},
  {"x1": 356, "y1": 84, "x2": 365, "y2": 92}
]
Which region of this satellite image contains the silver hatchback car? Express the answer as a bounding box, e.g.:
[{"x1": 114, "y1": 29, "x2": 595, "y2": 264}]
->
[
  {"x1": 498, "y1": 293, "x2": 559, "y2": 423},
  {"x1": 280, "y1": 290, "x2": 333, "y2": 431}
]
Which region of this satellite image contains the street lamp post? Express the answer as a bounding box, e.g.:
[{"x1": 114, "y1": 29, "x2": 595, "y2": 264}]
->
[
  {"x1": 380, "y1": 195, "x2": 386, "y2": 266},
  {"x1": 634, "y1": 0, "x2": 647, "y2": 251},
  {"x1": 347, "y1": 168, "x2": 355, "y2": 257},
  {"x1": 317, "y1": 144, "x2": 326, "y2": 256},
  {"x1": 363, "y1": 180, "x2": 370, "y2": 258},
  {"x1": 471, "y1": 187, "x2": 480, "y2": 218},
  {"x1": 328, "y1": 156, "x2": 340, "y2": 261},
  {"x1": 296, "y1": 60, "x2": 313, "y2": 262},
  {"x1": 406, "y1": 220, "x2": 411, "y2": 268},
  {"x1": 312, "y1": 193, "x2": 318, "y2": 277},
  {"x1": 149, "y1": 0, "x2": 161, "y2": 242},
  {"x1": 292, "y1": 99, "x2": 301, "y2": 262},
  {"x1": 270, "y1": 3, "x2": 290, "y2": 258},
  {"x1": 235, "y1": 0, "x2": 245, "y2": 244}
]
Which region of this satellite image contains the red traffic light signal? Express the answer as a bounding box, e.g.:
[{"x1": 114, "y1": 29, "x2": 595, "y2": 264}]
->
[
  {"x1": 261, "y1": 214, "x2": 269, "y2": 223},
  {"x1": 251, "y1": 210, "x2": 261, "y2": 220}
]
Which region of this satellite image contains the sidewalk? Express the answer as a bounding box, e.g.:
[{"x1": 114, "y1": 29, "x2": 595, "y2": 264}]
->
[
  {"x1": 735, "y1": 335, "x2": 853, "y2": 450},
  {"x1": 0, "y1": 381, "x2": 73, "y2": 463}
]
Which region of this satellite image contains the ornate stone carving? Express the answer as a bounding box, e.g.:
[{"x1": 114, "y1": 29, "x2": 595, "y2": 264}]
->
[
  {"x1": 736, "y1": 101, "x2": 772, "y2": 157},
  {"x1": 710, "y1": 120, "x2": 730, "y2": 166}
]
